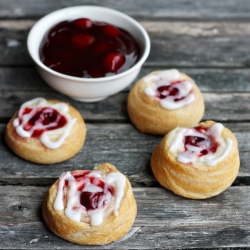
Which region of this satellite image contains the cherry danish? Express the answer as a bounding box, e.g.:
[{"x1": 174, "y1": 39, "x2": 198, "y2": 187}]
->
[
  {"x1": 5, "y1": 98, "x2": 86, "y2": 164},
  {"x1": 42, "y1": 163, "x2": 137, "y2": 245},
  {"x1": 127, "y1": 69, "x2": 205, "y2": 135},
  {"x1": 151, "y1": 121, "x2": 240, "y2": 199}
]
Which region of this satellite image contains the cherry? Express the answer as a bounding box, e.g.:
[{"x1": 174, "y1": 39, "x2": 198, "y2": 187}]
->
[
  {"x1": 102, "y1": 25, "x2": 120, "y2": 37},
  {"x1": 71, "y1": 34, "x2": 95, "y2": 49},
  {"x1": 94, "y1": 41, "x2": 111, "y2": 54},
  {"x1": 157, "y1": 85, "x2": 179, "y2": 99},
  {"x1": 80, "y1": 191, "x2": 105, "y2": 210},
  {"x1": 184, "y1": 134, "x2": 220, "y2": 157},
  {"x1": 103, "y1": 52, "x2": 125, "y2": 72},
  {"x1": 77, "y1": 175, "x2": 115, "y2": 210},
  {"x1": 48, "y1": 21, "x2": 69, "y2": 45},
  {"x1": 185, "y1": 136, "x2": 206, "y2": 148},
  {"x1": 200, "y1": 149, "x2": 208, "y2": 156},
  {"x1": 22, "y1": 107, "x2": 67, "y2": 138},
  {"x1": 39, "y1": 18, "x2": 141, "y2": 78},
  {"x1": 72, "y1": 18, "x2": 92, "y2": 29}
]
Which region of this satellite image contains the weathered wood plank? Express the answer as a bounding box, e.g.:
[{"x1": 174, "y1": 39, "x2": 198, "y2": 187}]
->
[
  {"x1": 1, "y1": 0, "x2": 250, "y2": 21},
  {"x1": 0, "y1": 124, "x2": 249, "y2": 186},
  {"x1": 0, "y1": 91, "x2": 250, "y2": 122},
  {"x1": 0, "y1": 186, "x2": 250, "y2": 249},
  {"x1": 1, "y1": 21, "x2": 250, "y2": 67},
  {"x1": 1, "y1": 67, "x2": 250, "y2": 93}
]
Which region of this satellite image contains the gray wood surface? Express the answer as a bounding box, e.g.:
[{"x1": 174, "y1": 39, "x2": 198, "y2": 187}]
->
[
  {"x1": 2, "y1": 67, "x2": 250, "y2": 92},
  {"x1": 1, "y1": 0, "x2": 250, "y2": 21},
  {"x1": 0, "y1": 123, "x2": 250, "y2": 186},
  {"x1": 1, "y1": 21, "x2": 250, "y2": 67},
  {"x1": 1, "y1": 92, "x2": 249, "y2": 122},
  {"x1": 1, "y1": 186, "x2": 250, "y2": 249},
  {"x1": 0, "y1": 0, "x2": 250, "y2": 249}
]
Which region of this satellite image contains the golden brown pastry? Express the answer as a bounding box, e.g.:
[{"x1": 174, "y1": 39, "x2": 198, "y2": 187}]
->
[
  {"x1": 151, "y1": 121, "x2": 240, "y2": 199},
  {"x1": 5, "y1": 97, "x2": 86, "y2": 164},
  {"x1": 127, "y1": 69, "x2": 204, "y2": 135},
  {"x1": 42, "y1": 163, "x2": 137, "y2": 245}
]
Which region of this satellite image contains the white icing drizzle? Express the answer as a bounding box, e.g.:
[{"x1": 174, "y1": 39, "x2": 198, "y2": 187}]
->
[
  {"x1": 53, "y1": 170, "x2": 126, "y2": 226},
  {"x1": 144, "y1": 69, "x2": 195, "y2": 110},
  {"x1": 12, "y1": 97, "x2": 76, "y2": 149},
  {"x1": 206, "y1": 138, "x2": 233, "y2": 167},
  {"x1": 105, "y1": 172, "x2": 126, "y2": 216},
  {"x1": 54, "y1": 171, "x2": 73, "y2": 210},
  {"x1": 65, "y1": 178, "x2": 81, "y2": 222},
  {"x1": 169, "y1": 123, "x2": 233, "y2": 166}
]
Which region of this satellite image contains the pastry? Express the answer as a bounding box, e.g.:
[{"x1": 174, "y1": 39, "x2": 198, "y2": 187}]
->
[
  {"x1": 5, "y1": 97, "x2": 86, "y2": 164},
  {"x1": 151, "y1": 120, "x2": 240, "y2": 199},
  {"x1": 127, "y1": 69, "x2": 205, "y2": 135},
  {"x1": 42, "y1": 163, "x2": 137, "y2": 245}
]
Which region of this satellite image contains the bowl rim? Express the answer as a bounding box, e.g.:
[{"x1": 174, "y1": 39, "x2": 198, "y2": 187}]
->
[{"x1": 27, "y1": 5, "x2": 151, "y2": 83}]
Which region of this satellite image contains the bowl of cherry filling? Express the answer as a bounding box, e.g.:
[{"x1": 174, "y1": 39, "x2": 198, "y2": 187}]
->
[{"x1": 27, "y1": 6, "x2": 151, "y2": 102}]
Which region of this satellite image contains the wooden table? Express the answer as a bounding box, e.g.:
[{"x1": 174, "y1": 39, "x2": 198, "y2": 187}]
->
[{"x1": 1, "y1": 0, "x2": 250, "y2": 249}]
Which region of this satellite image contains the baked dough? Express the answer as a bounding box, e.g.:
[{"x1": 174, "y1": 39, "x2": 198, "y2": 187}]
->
[
  {"x1": 151, "y1": 120, "x2": 240, "y2": 199},
  {"x1": 127, "y1": 69, "x2": 204, "y2": 135},
  {"x1": 5, "y1": 97, "x2": 86, "y2": 164},
  {"x1": 42, "y1": 163, "x2": 137, "y2": 245}
]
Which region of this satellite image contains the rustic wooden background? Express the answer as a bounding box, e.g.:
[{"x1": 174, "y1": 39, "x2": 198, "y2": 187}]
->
[{"x1": 0, "y1": 0, "x2": 250, "y2": 249}]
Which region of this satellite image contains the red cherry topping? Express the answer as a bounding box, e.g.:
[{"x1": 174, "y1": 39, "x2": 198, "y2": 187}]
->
[
  {"x1": 185, "y1": 136, "x2": 206, "y2": 148},
  {"x1": 103, "y1": 52, "x2": 125, "y2": 72},
  {"x1": 194, "y1": 125, "x2": 208, "y2": 133},
  {"x1": 88, "y1": 67, "x2": 105, "y2": 78},
  {"x1": 22, "y1": 107, "x2": 32, "y2": 115},
  {"x1": 39, "y1": 18, "x2": 141, "y2": 78},
  {"x1": 210, "y1": 142, "x2": 220, "y2": 153},
  {"x1": 94, "y1": 41, "x2": 111, "y2": 54},
  {"x1": 184, "y1": 125, "x2": 220, "y2": 157},
  {"x1": 157, "y1": 84, "x2": 186, "y2": 102},
  {"x1": 72, "y1": 170, "x2": 92, "y2": 190},
  {"x1": 72, "y1": 18, "x2": 92, "y2": 29},
  {"x1": 157, "y1": 85, "x2": 179, "y2": 99},
  {"x1": 102, "y1": 25, "x2": 120, "y2": 37},
  {"x1": 49, "y1": 62, "x2": 83, "y2": 77},
  {"x1": 72, "y1": 174, "x2": 115, "y2": 211},
  {"x1": 22, "y1": 107, "x2": 67, "y2": 138},
  {"x1": 71, "y1": 34, "x2": 95, "y2": 49},
  {"x1": 185, "y1": 135, "x2": 210, "y2": 156}
]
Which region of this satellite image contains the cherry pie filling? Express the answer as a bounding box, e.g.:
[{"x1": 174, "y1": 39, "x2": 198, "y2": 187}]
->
[
  {"x1": 18, "y1": 107, "x2": 67, "y2": 138},
  {"x1": 184, "y1": 126, "x2": 220, "y2": 157},
  {"x1": 39, "y1": 18, "x2": 141, "y2": 78},
  {"x1": 156, "y1": 80, "x2": 186, "y2": 102},
  {"x1": 70, "y1": 171, "x2": 115, "y2": 211},
  {"x1": 144, "y1": 74, "x2": 195, "y2": 110}
]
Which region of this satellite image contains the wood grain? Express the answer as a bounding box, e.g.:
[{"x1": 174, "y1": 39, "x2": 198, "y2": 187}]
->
[
  {"x1": 1, "y1": 67, "x2": 250, "y2": 93},
  {"x1": 1, "y1": 0, "x2": 250, "y2": 21},
  {"x1": 0, "y1": 0, "x2": 250, "y2": 249},
  {"x1": 0, "y1": 123, "x2": 249, "y2": 186},
  {"x1": 1, "y1": 186, "x2": 250, "y2": 249},
  {"x1": 0, "y1": 91, "x2": 249, "y2": 122},
  {"x1": 1, "y1": 21, "x2": 250, "y2": 67}
]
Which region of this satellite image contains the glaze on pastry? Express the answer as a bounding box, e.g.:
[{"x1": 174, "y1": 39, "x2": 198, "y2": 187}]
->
[
  {"x1": 5, "y1": 97, "x2": 86, "y2": 164},
  {"x1": 42, "y1": 163, "x2": 137, "y2": 245},
  {"x1": 127, "y1": 69, "x2": 205, "y2": 135},
  {"x1": 151, "y1": 121, "x2": 240, "y2": 199}
]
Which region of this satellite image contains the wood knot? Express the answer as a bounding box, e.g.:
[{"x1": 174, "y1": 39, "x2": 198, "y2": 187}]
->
[{"x1": 12, "y1": 204, "x2": 29, "y2": 211}]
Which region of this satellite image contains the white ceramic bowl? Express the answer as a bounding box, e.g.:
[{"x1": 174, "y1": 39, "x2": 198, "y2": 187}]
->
[{"x1": 27, "y1": 6, "x2": 150, "y2": 102}]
